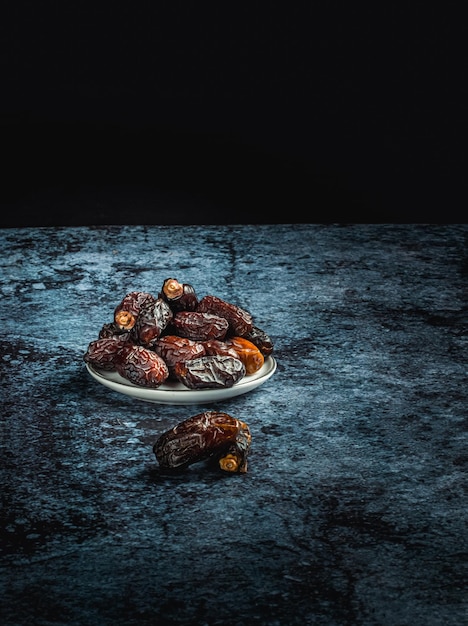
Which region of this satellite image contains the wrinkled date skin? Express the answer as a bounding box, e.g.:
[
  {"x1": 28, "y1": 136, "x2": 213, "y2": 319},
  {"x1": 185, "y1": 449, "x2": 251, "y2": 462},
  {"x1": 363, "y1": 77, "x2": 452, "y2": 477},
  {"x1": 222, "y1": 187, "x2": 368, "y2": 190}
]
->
[
  {"x1": 134, "y1": 298, "x2": 173, "y2": 346},
  {"x1": 225, "y1": 336, "x2": 265, "y2": 375},
  {"x1": 114, "y1": 291, "x2": 156, "y2": 331},
  {"x1": 98, "y1": 322, "x2": 131, "y2": 340},
  {"x1": 174, "y1": 355, "x2": 245, "y2": 389},
  {"x1": 159, "y1": 278, "x2": 198, "y2": 312},
  {"x1": 83, "y1": 336, "x2": 129, "y2": 370},
  {"x1": 171, "y1": 311, "x2": 229, "y2": 342},
  {"x1": 153, "y1": 411, "x2": 252, "y2": 473},
  {"x1": 197, "y1": 295, "x2": 253, "y2": 337},
  {"x1": 84, "y1": 277, "x2": 275, "y2": 393},
  {"x1": 243, "y1": 324, "x2": 274, "y2": 357},
  {"x1": 115, "y1": 344, "x2": 169, "y2": 387},
  {"x1": 153, "y1": 335, "x2": 206, "y2": 379},
  {"x1": 202, "y1": 339, "x2": 240, "y2": 359}
]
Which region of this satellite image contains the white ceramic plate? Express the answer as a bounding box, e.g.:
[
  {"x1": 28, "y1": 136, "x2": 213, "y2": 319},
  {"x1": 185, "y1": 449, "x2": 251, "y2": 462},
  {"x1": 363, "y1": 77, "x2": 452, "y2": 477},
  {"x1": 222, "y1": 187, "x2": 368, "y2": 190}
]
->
[{"x1": 86, "y1": 356, "x2": 277, "y2": 405}]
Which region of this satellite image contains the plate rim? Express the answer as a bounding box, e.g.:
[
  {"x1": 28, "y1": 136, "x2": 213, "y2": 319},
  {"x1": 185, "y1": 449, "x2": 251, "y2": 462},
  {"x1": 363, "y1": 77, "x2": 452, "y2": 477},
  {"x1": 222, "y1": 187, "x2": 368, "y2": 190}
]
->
[{"x1": 85, "y1": 355, "x2": 277, "y2": 404}]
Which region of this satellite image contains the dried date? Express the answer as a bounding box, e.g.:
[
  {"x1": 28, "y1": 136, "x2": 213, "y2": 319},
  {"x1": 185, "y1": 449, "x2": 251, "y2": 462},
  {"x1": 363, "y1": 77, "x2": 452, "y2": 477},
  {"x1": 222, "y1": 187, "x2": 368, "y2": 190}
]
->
[
  {"x1": 114, "y1": 291, "x2": 156, "y2": 331},
  {"x1": 115, "y1": 343, "x2": 169, "y2": 387},
  {"x1": 159, "y1": 278, "x2": 198, "y2": 312},
  {"x1": 98, "y1": 322, "x2": 131, "y2": 340},
  {"x1": 225, "y1": 336, "x2": 265, "y2": 375},
  {"x1": 201, "y1": 339, "x2": 240, "y2": 359},
  {"x1": 171, "y1": 311, "x2": 229, "y2": 342},
  {"x1": 134, "y1": 298, "x2": 173, "y2": 346},
  {"x1": 153, "y1": 411, "x2": 251, "y2": 473},
  {"x1": 86, "y1": 278, "x2": 275, "y2": 393},
  {"x1": 152, "y1": 335, "x2": 206, "y2": 379},
  {"x1": 174, "y1": 355, "x2": 245, "y2": 389},
  {"x1": 197, "y1": 294, "x2": 253, "y2": 337},
  {"x1": 243, "y1": 324, "x2": 274, "y2": 357},
  {"x1": 83, "y1": 336, "x2": 128, "y2": 370}
]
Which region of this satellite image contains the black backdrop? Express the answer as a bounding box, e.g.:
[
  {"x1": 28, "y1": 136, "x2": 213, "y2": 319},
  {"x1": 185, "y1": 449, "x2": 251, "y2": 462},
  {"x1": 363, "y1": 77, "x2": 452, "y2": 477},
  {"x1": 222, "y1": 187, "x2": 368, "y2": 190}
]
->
[{"x1": 1, "y1": 4, "x2": 465, "y2": 226}]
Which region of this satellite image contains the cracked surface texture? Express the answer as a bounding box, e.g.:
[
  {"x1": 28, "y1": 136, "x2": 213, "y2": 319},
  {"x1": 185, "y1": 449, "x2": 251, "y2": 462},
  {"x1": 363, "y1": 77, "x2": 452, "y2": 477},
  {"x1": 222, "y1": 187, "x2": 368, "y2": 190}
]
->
[{"x1": 1, "y1": 224, "x2": 467, "y2": 626}]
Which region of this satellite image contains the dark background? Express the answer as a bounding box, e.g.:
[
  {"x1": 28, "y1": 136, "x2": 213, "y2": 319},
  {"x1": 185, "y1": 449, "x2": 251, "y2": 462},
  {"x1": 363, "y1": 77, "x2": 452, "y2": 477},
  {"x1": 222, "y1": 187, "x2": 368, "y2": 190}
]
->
[{"x1": 1, "y1": 4, "x2": 465, "y2": 226}]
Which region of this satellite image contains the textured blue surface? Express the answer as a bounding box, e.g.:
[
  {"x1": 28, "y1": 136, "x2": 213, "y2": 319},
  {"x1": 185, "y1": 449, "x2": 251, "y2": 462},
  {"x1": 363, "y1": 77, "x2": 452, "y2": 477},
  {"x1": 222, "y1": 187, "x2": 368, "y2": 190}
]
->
[{"x1": 1, "y1": 224, "x2": 467, "y2": 626}]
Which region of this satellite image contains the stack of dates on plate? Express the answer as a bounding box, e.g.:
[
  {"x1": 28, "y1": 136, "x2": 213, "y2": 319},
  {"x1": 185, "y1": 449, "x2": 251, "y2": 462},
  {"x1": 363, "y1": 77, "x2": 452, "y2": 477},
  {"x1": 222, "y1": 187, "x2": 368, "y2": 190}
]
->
[{"x1": 83, "y1": 278, "x2": 274, "y2": 390}]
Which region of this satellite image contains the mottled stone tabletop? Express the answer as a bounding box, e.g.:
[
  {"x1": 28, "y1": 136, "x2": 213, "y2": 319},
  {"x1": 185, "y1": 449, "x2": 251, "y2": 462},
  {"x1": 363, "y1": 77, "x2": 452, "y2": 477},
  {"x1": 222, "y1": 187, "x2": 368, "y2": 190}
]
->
[{"x1": 1, "y1": 224, "x2": 467, "y2": 626}]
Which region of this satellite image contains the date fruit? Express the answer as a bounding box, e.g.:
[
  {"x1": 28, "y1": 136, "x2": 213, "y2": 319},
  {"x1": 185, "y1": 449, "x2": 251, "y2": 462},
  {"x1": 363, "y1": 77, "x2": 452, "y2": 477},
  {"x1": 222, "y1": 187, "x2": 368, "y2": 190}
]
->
[
  {"x1": 225, "y1": 336, "x2": 265, "y2": 375},
  {"x1": 174, "y1": 355, "x2": 245, "y2": 389},
  {"x1": 202, "y1": 339, "x2": 240, "y2": 359},
  {"x1": 115, "y1": 343, "x2": 169, "y2": 387},
  {"x1": 114, "y1": 291, "x2": 156, "y2": 331},
  {"x1": 171, "y1": 311, "x2": 229, "y2": 342},
  {"x1": 134, "y1": 298, "x2": 173, "y2": 346},
  {"x1": 159, "y1": 278, "x2": 198, "y2": 312},
  {"x1": 98, "y1": 322, "x2": 130, "y2": 340},
  {"x1": 83, "y1": 336, "x2": 128, "y2": 370},
  {"x1": 85, "y1": 277, "x2": 275, "y2": 393},
  {"x1": 153, "y1": 335, "x2": 206, "y2": 379},
  {"x1": 197, "y1": 294, "x2": 253, "y2": 337},
  {"x1": 243, "y1": 324, "x2": 274, "y2": 357},
  {"x1": 153, "y1": 411, "x2": 251, "y2": 473}
]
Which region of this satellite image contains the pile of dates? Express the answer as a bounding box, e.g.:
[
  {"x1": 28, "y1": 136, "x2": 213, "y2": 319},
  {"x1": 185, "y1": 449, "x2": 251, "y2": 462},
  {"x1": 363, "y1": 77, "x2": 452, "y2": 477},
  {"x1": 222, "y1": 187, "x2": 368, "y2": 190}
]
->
[{"x1": 84, "y1": 277, "x2": 274, "y2": 390}]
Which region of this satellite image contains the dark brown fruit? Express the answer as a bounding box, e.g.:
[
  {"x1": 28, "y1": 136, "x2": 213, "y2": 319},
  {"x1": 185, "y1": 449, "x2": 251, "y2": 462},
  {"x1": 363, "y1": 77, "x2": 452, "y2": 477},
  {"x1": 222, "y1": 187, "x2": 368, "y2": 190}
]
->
[
  {"x1": 197, "y1": 295, "x2": 253, "y2": 336},
  {"x1": 174, "y1": 355, "x2": 245, "y2": 389},
  {"x1": 98, "y1": 322, "x2": 131, "y2": 340},
  {"x1": 152, "y1": 335, "x2": 206, "y2": 379},
  {"x1": 201, "y1": 339, "x2": 240, "y2": 359},
  {"x1": 153, "y1": 411, "x2": 251, "y2": 473},
  {"x1": 159, "y1": 278, "x2": 198, "y2": 312},
  {"x1": 243, "y1": 325, "x2": 274, "y2": 357},
  {"x1": 83, "y1": 336, "x2": 128, "y2": 370},
  {"x1": 171, "y1": 311, "x2": 229, "y2": 341},
  {"x1": 115, "y1": 344, "x2": 169, "y2": 387},
  {"x1": 134, "y1": 298, "x2": 173, "y2": 346},
  {"x1": 114, "y1": 292, "x2": 156, "y2": 331}
]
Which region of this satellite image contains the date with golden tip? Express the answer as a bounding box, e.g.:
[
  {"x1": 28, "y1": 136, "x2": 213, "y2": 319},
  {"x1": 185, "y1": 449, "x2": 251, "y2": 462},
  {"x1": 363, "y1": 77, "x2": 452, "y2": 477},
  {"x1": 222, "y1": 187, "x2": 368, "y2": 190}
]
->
[
  {"x1": 153, "y1": 411, "x2": 252, "y2": 473},
  {"x1": 114, "y1": 291, "x2": 156, "y2": 331},
  {"x1": 159, "y1": 278, "x2": 198, "y2": 312}
]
